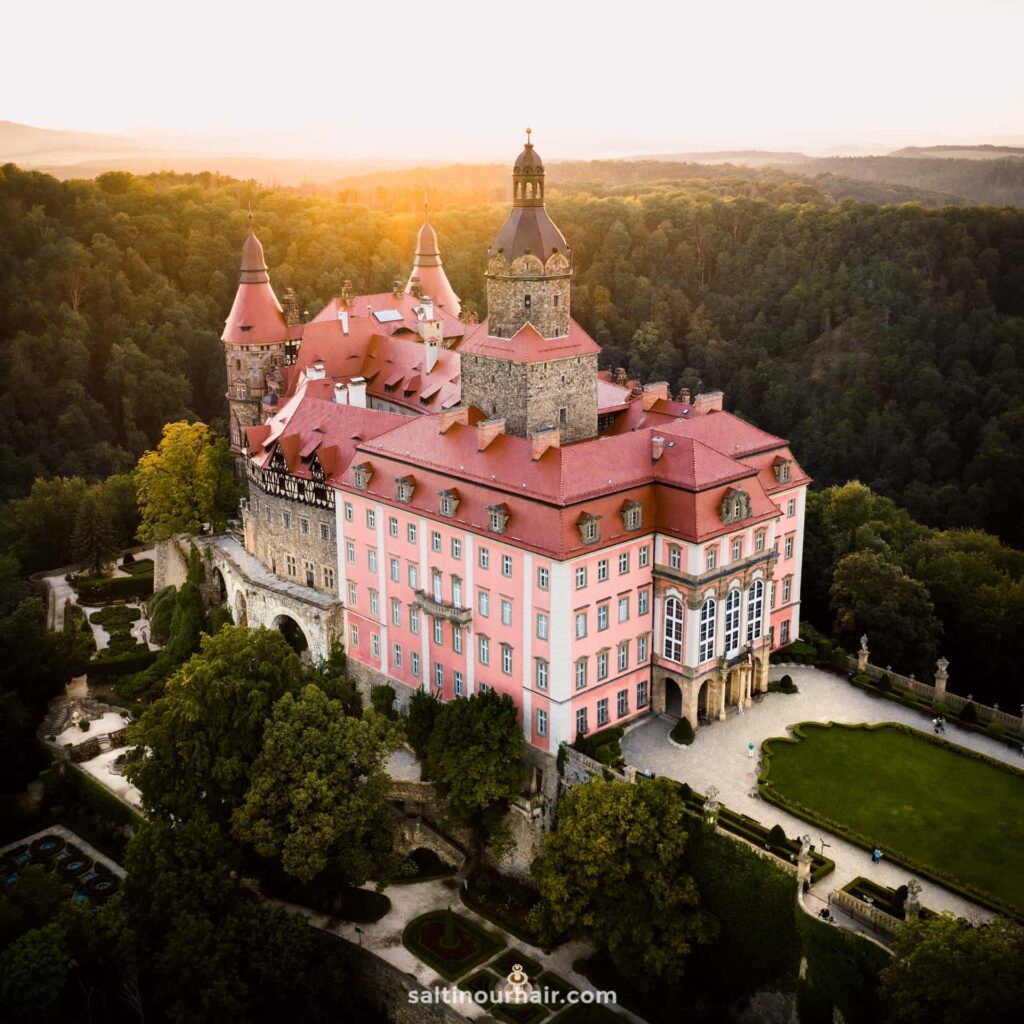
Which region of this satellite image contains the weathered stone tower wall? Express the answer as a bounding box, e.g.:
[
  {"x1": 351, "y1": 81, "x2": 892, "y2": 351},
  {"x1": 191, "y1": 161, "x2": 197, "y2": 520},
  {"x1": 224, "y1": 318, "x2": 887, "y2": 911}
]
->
[
  {"x1": 225, "y1": 342, "x2": 287, "y2": 451},
  {"x1": 461, "y1": 351, "x2": 598, "y2": 443},
  {"x1": 486, "y1": 252, "x2": 571, "y2": 339}
]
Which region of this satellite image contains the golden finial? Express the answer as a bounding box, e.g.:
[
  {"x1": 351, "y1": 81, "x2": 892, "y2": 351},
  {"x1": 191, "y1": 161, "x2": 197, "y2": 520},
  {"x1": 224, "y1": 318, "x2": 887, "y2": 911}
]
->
[{"x1": 526, "y1": 127, "x2": 532, "y2": 146}]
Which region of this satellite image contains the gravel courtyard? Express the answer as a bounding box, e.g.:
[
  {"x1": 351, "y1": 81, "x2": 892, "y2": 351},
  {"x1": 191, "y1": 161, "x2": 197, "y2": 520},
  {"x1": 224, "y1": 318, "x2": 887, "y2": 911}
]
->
[{"x1": 622, "y1": 665, "x2": 1020, "y2": 921}]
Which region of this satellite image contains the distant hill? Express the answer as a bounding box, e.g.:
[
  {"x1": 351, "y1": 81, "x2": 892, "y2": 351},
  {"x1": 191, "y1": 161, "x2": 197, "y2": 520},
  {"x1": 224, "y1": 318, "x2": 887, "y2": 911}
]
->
[
  {"x1": 626, "y1": 149, "x2": 809, "y2": 165},
  {"x1": 888, "y1": 144, "x2": 1024, "y2": 160}
]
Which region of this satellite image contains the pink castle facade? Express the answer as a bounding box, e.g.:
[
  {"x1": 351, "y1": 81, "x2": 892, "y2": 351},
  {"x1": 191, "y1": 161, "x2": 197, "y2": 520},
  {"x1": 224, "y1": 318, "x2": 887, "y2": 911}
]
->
[{"x1": 221, "y1": 136, "x2": 809, "y2": 751}]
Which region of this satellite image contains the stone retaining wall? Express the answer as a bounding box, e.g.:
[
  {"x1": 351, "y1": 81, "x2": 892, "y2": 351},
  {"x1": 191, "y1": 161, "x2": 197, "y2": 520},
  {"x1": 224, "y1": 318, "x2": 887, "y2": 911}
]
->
[{"x1": 830, "y1": 888, "x2": 902, "y2": 940}]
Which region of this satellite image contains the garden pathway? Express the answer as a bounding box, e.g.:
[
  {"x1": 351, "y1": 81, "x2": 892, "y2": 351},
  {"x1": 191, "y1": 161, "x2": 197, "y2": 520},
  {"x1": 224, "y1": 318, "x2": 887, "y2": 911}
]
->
[
  {"x1": 269, "y1": 877, "x2": 641, "y2": 1023},
  {"x1": 622, "y1": 665, "x2": 1021, "y2": 926}
]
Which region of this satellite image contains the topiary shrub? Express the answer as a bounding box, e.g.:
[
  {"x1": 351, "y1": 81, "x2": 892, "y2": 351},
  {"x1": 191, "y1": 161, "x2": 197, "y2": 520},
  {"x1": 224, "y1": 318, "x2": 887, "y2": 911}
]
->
[
  {"x1": 877, "y1": 673, "x2": 892, "y2": 693},
  {"x1": 892, "y1": 884, "x2": 909, "y2": 919},
  {"x1": 767, "y1": 824, "x2": 788, "y2": 851},
  {"x1": 679, "y1": 782, "x2": 693, "y2": 802},
  {"x1": 78, "y1": 719, "x2": 90, "y2": 732},
  {"x1": 932, "y1": 701, "x2": 950, "y2": 716},
  {"x1": 370, "y1": 683, "x2": 398, "y2": 719},
  {"x1": 594, "y1": 743, "x2": 614, "y2": 765},
  {"x1": 830, "y1": 647, "x2": 848, "y2": 672},
  {"x1": 852, "y1": 673, "x2": 871, "y2": 686},
  {"x1": 986, "y1": 721, "x2": 1005, "y2": 738},
  {"x1": 670, "y1": 717, "x2": 695, "y2": 745},
  {"x1": 779, "y1": 674, "x2": 797, "y2": 693},
  {"x1": 960, "y1": 701, "x2": 978, "y2": 725}
]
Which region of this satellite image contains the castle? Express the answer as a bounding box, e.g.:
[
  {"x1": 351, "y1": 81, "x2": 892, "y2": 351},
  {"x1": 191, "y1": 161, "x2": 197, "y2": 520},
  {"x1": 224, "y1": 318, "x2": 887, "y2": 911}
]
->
[{"x1": 214, "y1": 133, "x2": 809, "y2": 759}]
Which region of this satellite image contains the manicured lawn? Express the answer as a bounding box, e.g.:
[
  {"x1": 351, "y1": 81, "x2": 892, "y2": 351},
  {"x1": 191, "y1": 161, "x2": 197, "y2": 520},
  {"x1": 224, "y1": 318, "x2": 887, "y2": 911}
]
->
[
  {"x1": 761, "y1": 723, "x2": 1024, "y2": 912},
  {"x1": 402, "y1": 909, "x2": 505, "y2": 981}
]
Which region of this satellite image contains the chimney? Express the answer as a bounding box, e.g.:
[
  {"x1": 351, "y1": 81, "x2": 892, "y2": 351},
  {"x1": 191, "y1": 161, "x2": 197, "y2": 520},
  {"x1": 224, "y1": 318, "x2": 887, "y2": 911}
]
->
[
  {"x1": 642, "y1": 381, "x2": 670, "y2": 411},
  {"x1": 348, "y1": 377, "x2": 367, "y2": 408},
  {"x1": 677, "y1": 387, "x2": 692, "y2": 405},
  {"x1": 333, "y1": 383, "x2": 348, "y2": 405},
  {"x1": 410, "y1": 275, "x2": 423, "y2": 299},
  {"x1": 307, "y1": 360, "x2": 326, "y2": 381},
  {"x1": 392, "y1": 278, "x2": 403, "y2": 298},
  {"x1": 652, "y1": 436, "x2": 665, "y2": 461},
  {"x1": 477, "y1": 418, "x2": 506, "y2": 451},
  {"x1": 438, "y1": 406, "x2": 470, "y2": 434},
  {"x1": 337, "y1": 310, "x2": 349, "y2": 335},
  {"x1": 340, "y1": 280, "x2": 354, "y2": 306},
  {"x1": 424, "y1": 337, "x2": 439, "y2": 374},
  {"x1": 693, "y1": 390, "x2": 724, "y2": 415},
  {"x1": 531, "y1": 427, "x2": 561, "y2": 461}
]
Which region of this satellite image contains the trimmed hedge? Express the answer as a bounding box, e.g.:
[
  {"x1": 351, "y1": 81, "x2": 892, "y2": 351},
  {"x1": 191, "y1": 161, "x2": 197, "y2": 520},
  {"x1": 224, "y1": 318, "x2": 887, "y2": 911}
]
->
[
  {"x1": 85, "y1": 649, "x2": 159, "y2": 679},
  {"x1": 73, "y1": 574, "x2": 154, "y2": 604},
  {"x1": 572, "y1": 726, "x2": 624, "y2": 761},
  {"x1": 41, "y1": 764, "x2": 141, "y2": 828},
  {"x1": 401, "y1": 909, "x2": 505, "y2": 981}
]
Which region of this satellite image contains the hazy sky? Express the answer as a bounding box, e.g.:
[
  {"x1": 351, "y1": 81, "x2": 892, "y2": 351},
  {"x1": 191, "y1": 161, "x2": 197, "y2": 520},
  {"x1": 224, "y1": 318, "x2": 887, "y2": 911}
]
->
[{"x1": 5, "y1": 0, "x2": 1023, "y2": 158}]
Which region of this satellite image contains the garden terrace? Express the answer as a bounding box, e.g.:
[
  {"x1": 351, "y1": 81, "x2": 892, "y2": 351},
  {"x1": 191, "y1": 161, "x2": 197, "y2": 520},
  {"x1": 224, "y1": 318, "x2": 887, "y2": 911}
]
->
[{"x1": 760, "y1": 721, "x2": 1024, "y2": 916}]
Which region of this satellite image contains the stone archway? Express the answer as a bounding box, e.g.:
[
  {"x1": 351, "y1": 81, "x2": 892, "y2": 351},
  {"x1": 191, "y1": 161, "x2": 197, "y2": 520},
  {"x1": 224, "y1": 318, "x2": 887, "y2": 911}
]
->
[
  {"x1": 212, "y1": 568, "x2": 227, "y2": 604},
  {"x1": 233, "y1": 590, "x2": 248, "y2": 628},
  {"x1": 664, "y1": 677, "x2": 683, "y2": 718},
  {"x1": 273, "y1": 613, "x2": 309, "y2": 658},
  {"x1": 697, "y1": 680, "x2": 710, "y2": 722}
]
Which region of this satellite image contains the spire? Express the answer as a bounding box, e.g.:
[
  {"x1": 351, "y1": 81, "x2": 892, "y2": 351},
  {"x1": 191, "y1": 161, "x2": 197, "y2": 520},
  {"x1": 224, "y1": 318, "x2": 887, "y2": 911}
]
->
[
  {"x1": 222, "y1": 208, "x2": 286, "y2": 344},
  {"x1": 405, "y1": 200, "x2": 461, "y2": 316}
]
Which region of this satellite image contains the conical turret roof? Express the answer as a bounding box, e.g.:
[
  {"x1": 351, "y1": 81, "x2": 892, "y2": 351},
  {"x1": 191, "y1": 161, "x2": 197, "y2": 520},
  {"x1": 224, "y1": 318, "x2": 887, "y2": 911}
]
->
[
  {"x1": 405, "y1": 202, "x2": 461, "y2": 316},
  {"x1": 222, "y1": 213, "x2": 287, "y2": 346}
]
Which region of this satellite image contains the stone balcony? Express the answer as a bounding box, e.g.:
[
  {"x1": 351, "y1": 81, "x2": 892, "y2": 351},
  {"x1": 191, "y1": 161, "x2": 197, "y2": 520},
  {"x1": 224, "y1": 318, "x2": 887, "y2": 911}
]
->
[{"x1": 413, "y1": 590, "x2": 473, "y2": 626}]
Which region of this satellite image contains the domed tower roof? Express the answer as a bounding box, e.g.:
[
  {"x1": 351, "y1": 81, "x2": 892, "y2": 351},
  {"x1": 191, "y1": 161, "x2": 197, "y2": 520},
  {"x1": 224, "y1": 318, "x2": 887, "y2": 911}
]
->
[
  {"x1": 405, "y1": 200, "x2": 461, "y2": 316},
  {"x1": 488, "y1": 130, "x2": 570, "y2": 265},
  {"x1": 222, "y1": 209, "x2": 287, "y2": 345}
]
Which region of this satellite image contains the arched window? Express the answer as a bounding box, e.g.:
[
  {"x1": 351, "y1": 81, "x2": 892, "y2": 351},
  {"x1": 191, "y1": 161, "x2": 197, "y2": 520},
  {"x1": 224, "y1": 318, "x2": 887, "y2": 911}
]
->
[
  {"x1": 725, "y1": 588, "x2": 741, "y2": 655},
  {"x1": 662, "y1": 596, "x2": 684, "y2": 663},
  {"x1": 746, "y1": 580, "x2": 764, "y2": 642},
  {"x1": 699, "y1": 598, "x2": 716, "y2": 663}
]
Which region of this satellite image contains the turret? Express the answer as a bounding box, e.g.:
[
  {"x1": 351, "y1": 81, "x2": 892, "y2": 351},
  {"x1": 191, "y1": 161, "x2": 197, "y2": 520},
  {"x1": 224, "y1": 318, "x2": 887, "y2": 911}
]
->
[
  {"x1": 485, "y1": 129, "x2": 572, "y2": 340},
  {"x1": 405, "y1": 201, "x2": 461, "y2": 317},
  {"x1": 222, "y1": 210, "x2": 289, "y2": 452}
]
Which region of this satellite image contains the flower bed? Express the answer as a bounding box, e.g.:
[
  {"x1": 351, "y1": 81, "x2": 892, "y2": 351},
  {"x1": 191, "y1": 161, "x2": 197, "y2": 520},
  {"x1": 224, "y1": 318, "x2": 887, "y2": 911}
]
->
[{"x1": 402, "y1": 909, "x2": 505, "y2": 981}]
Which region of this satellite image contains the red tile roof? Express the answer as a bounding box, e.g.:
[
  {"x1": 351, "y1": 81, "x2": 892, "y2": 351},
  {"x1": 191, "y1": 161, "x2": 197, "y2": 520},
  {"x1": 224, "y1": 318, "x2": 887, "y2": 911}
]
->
[{"x1": 459, "y1": 318, "x2": 601, "y2": 363}]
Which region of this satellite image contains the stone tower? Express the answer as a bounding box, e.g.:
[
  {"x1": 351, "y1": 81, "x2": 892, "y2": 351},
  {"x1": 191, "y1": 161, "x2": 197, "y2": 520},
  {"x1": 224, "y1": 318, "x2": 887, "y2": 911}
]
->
[
  {"x1": 460, "y1": 132, "x2": 599, "y2": 443},
  {"x1": 221, "y1": 212, "x2": 289, "y2": 453}
]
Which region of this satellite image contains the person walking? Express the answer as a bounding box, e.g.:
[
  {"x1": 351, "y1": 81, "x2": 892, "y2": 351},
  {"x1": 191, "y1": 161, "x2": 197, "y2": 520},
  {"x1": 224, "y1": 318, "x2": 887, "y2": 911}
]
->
[{"x1": 747, "y1": 741, "x2": 756, "y2": 759}]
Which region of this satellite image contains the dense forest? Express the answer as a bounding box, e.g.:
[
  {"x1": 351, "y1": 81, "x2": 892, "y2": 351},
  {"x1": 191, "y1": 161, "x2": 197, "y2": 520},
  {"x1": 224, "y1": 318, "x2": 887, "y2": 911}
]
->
[{"x1": 2, "y1": 161, "x2": 1023, "y2": 547}]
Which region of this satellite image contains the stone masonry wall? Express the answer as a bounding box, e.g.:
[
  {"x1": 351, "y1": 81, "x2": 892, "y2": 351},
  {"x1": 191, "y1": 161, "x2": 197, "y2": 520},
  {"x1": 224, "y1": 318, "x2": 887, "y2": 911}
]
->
[
  {"x1": 245, "y1": 486, "x2": 339, "y2": 599},
  {"x1": 486, "y1": 270, "x2": 570, "y2": 339},
  {"x1": 461, "y1": 351, "x2": 598, "y2": 443}
]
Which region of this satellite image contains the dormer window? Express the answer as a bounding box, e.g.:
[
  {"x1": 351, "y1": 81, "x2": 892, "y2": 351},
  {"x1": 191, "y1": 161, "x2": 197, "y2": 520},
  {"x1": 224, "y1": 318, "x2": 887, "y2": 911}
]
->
[
  {"x1": 486, "y1": 504, "x2": 510, "y2": 534},
  {"x1": 720, "y1": 488, "x2": 752, "y2": 525},
  {"x1": 577, "y1": 513, "x2": 601, "y2": 545},
  {"x1": 773, "y1": 457, "x2": 793, "y2": 484},
  {"x1": 395, "y1": 476, "x2": 416, "y2": 504},
  {"x1": 438, "y1": 488, "x2": 460, "y2": 518},
  {"x1": 620, "y1": 501, "x2": 643, "y2": 531},
  {"x1": 352, "y1": 463, "x2": 373, "y2": 491}
]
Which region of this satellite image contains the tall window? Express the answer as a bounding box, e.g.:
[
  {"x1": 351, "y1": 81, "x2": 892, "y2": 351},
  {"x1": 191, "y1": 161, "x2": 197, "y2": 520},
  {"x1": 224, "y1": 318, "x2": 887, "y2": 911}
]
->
[
  {"x1": 725, "y1": 588, "x2": 741, "y2": 655},
  {"x1": 536, "y1": 659, "x2": 548, "y2": 689},
  {"x1": 407, "y1": 522, "x2": 417, "y2": 543},
  {"x1": 575, "y1": 612, "x2": 587, "y2": 638},
  {"x1": 453, "y1": 625, "x2": 463, "y2": 654},
  {"x1": 452, "y1": 578, "x2": 463, "y2": 606},
  {"x1": 783, "y1": 576, "x2": 792, "y2": 603},
  {"x1": 451, "y1": 537, "x2": 462, "y2": 559},
  {"x1": 501, "y1": 555, "x2": 513, "y2": 577},
  {"x1": 537, "y1": 612, "x2": 549, "y2": 640},
  {"x1": 660, "y1": 597, "x2": 681, "y2": 662},
  {"x1": 597, "y1": 651, "x2": 608, "y2": 680},
  {"x1": 537, "y1": 709, "x2": 548, "y2": 736},
  {"x1": 478, "y1": 590, "x2": 489, "y2": 616},
  {"x1": 501, "y1": 644, "x2": 513, "y2": 675},
  {"x1": 638, "y1": 589, "x2": 649, "y2": 615},
  {"x1": 639, "y1": 545, "x2": 650, "y2": 568},
  {"x1": 389, "y1": 516, "x2": 398, "y2": 538},
  {"x1": 597, "y1": 559, "x2": 609, "y2": 582},
  {"x1": 705, "y1": 546, "x2": 717, "y2": 571},
  {"x1": 433, "y1": 617, "x2": 443, "y2": 645},
  {"x1": 434, "y1": 663, "x2": 444, "y2": 690},
  {"x1": 479, "y1": 547, "x2": 490, "y2": 569},
  {"x1": 597, "y1": 698, "x2": 609, "y2": 726},
  {"x1": 454, "y1": 670, "x2": 464, "y2": 697},
  {"x1": 618, "y1": 596, "x2": 629, "y2": 622},
  {"x1": 785, "y1": 536, "x2": 794, "y2": 559},
  {"x1": 431, "y1": 570, "x2": 442, "y2": 603},
  {"x1": 478, "y1": 635, "x2": 490, "y2": 664},
  {"x1": 669, "y1": 545, "x2": 681, "y2": 570},
  {"x1": 390, "y1": 558, "x2": 400, "y2": 582},
  {"x1": 637, "y1": 680, "x2": 648, "y2": 707},
  {"x1": 617, "y1": 689, "x2": 628, "y2": 717},
  {"x1": 391, "y1": 597, "x2": 401, "y2": 626},
  {"x1": 408, "y1": 563, "x2": 418, "y2": 589},
  {"x1": 431, "y1": 531, "x2": 442, "y2": 553},
  {"x1": 619, "y1": 552, "x2": 630, "y2": 574},
  {"x1": 537, "y1": 566, "x2": 549, "y2": 589},
  {"x1": 501, "y1": 599, "x2": 513, "y2": 627},
  {"x1": 731, "y1": 538, "x2": 742, "y2": 562},
  {"x1": 575, "y1": 659, "x2": 587, "y2": 688},
  {"x1": 780, "y1": 620, "x2": 790, "y2": 644},
  {"x1": 618, "y1": 641, "x2": 629, "y2": 672},
  {"x1": 699, "y1": 597, "x2": 717, "y2": 663},
  {"x1": 638, "y1": 633, "x2": 649, "y2": 663},
  {"x1": 597, "y1": 604, "x2": 609, "y2": 631},
  {"x1": 575, "y1": 566, "x2": 587, "y2": 589},
  {"x1": 409, "y1": 606, "x2": 419, "y2": 634},
  {"x1": 576, "y1": 707, "x2": 588, "y2": 735},
  {"x1": 369, "y1": 589, "x2": 379, "y2": 617},
  {"x1": 411, "y1": 651, "x2": 420, "y2": 676}
]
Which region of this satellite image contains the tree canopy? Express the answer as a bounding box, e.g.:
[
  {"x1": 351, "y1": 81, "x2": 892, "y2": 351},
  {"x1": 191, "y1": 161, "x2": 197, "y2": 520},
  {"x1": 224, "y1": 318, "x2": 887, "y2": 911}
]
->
[
  {"x1": 879, "y1": 914, "x2": 1024, "y2": 1024},
  {"x1": 532, "y1": 778, "x2": 715, "y2": 986},
  {"x1": 232, "y1": 684, "x2": 397, "y2": 884},
  {"x1": 134, "y1": 420, "x2": 236, "y2": 541}
]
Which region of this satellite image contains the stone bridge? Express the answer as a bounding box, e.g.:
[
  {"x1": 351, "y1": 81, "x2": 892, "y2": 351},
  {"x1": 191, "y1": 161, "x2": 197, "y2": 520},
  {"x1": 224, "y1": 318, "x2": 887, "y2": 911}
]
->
[{"x1": 155, "y1": 534, "x2": 343, "y2": 661}]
